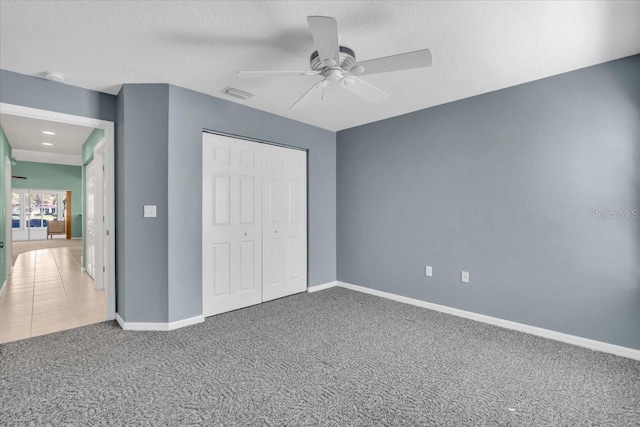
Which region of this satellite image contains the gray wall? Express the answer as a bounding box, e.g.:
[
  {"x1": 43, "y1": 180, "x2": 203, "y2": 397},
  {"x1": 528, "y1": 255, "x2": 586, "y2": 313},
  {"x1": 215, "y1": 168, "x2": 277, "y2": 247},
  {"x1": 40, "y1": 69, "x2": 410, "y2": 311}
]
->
[
  {"x1": 0, "y1": 69, "x2": 116, "y2": 122},
  {"x1": 337, "y1": 55, "x2": 640, "y2": 350},
  {"x1": 0, "y1": 70, "x2": 336, "y2": 324},
  {"x1": 167, "y1": 85, "x2": 336, "y2": 322},
  {"x1": 116, "y1": 85, "x2": 170, "y2": 322}
]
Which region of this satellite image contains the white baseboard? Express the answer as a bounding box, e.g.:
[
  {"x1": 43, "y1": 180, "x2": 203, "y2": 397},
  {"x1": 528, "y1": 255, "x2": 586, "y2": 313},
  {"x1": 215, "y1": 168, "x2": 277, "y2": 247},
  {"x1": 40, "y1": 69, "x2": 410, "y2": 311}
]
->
[
  {"x1": 115, "y1": 313, "x2": 124, "y2": 328},
  {"x1": 332, "y1": 281, "x2": 640, "y2": 361},
  {"x1": 307, "y1": 281, "x2": 338, "y2": 293},
  {"x1": 115, "y1": 313, "x2": 204, "y2": 331},
  {"x1": 168, "y1": 315, "x2": 205, "y2": 330}
]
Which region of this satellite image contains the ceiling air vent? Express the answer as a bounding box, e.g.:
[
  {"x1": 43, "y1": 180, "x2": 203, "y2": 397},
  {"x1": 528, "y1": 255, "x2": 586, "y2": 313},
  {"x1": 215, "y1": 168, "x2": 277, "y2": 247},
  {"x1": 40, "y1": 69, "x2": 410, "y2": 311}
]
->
[{"x1": 222, "y1": 86, "x2": 254, "y2": 100}]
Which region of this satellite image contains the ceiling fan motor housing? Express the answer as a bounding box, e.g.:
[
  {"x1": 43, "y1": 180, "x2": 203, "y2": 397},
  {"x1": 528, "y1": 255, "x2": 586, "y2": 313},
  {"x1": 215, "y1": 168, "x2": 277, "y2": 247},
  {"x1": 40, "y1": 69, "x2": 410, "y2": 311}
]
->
[{"x1": 310, "y1": 46, "x2": 356, "y2": 72}]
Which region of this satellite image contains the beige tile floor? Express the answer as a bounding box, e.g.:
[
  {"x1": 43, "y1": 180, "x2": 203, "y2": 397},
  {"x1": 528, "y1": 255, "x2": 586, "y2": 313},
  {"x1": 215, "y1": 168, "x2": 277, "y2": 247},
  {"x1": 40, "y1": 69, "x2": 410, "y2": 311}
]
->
[{"x1": 0, "y1": 246, "x2": 106, "y2": 343}]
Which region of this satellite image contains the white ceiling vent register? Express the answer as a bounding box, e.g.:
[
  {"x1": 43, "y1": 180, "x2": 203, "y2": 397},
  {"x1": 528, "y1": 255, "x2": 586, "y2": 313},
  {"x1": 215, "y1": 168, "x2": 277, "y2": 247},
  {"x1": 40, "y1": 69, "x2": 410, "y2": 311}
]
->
[{"x1": 222, "y1": 86, "x2": 254, "y2": 100}]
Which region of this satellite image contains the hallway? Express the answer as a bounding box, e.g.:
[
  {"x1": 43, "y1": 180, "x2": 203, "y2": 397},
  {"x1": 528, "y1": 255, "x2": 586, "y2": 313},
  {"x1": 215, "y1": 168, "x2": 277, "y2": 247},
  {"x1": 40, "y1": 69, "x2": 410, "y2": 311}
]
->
[{"x1": 0, "y1": 246, "x2": 105, "y2": 343}]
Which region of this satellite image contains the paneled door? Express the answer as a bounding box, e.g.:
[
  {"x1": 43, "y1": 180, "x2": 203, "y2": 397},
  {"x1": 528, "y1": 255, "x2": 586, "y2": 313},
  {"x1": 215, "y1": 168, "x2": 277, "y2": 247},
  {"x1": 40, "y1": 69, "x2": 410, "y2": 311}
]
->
[
  {"x1": 85, "y1": 160, "x2": 96, "y2": 278},
  {"x1": 92, "y1": 141, "x2": 106, "y2": 290},
  {"x1": 262, "y1": 144, "x2": 307, "y2": 302},
  {"x1": 202, "y1": 133, "x2": 263, "y2": 316}
]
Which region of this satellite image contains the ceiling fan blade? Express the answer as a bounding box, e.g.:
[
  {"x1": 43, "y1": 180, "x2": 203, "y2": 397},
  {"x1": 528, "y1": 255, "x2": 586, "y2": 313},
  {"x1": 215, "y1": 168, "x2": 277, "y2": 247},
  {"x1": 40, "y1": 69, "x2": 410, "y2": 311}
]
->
[
  {"x1": 238, "y1": 70, "x2": 321, "y2": 78},
  {"x1": 307, "y1": 16, "x2": 340, "y2": 67},
  {"x1": 289, "y1": 80, "x2": 341, "y2": 109},
  {"x1": 290, "y1": 81, "x2": 325, "y2": 109},
  {"x1": 348, "y1": 49, "x2": 432, "y2": 76},
  {"x1": 341, "y1": 77, "x2": 389, "y2": 104}
]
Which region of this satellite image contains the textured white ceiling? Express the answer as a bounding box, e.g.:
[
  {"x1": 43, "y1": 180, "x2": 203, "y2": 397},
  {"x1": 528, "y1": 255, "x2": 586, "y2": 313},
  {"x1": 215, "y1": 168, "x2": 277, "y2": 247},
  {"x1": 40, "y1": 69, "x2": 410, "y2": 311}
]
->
[
  {"x1": 0, "y1": 113, "x2": 93, "y2": 155},
  {"x1": 1, "y1": 1, "x2": 639, "y2": 131}
]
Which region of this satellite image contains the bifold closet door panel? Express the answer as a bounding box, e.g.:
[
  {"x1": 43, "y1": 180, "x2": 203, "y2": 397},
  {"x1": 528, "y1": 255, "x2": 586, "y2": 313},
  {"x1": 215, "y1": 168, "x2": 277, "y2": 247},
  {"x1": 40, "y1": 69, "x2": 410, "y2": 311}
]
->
[
  {"x1": 202, "y1": 133, "x2": 263, "y2": 317},
  {"x1": 262, "y1": 144, "x2": 308, "y2": 302}
]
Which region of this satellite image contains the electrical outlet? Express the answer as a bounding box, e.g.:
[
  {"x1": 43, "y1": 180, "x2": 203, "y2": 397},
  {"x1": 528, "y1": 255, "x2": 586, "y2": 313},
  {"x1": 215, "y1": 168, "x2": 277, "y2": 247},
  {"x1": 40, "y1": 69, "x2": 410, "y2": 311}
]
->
[
  {"x1": 143, "y1": 205, "x2": 157, "y2": 218},
  {"x1": 461, "y1": 271, "x2": 470, "y2": 283},
  {"x1": 425, "y1": 266, "x2": 433, "y2": 277}
]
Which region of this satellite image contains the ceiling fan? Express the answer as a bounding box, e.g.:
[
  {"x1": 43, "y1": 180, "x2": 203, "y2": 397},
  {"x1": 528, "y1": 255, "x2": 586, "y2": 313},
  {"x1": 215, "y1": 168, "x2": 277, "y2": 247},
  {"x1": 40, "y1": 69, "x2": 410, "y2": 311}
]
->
[{"x1": 238, "y1": 16, "x2": 432, "y2": 109}]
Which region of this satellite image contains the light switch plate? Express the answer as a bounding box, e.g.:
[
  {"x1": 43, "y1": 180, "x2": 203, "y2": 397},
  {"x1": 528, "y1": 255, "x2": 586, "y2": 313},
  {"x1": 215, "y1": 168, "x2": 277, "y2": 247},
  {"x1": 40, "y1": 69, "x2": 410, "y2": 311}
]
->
[
  {"x1": 461, "y1": 271, "x2": 470, "y2": 283},
  {"x1": 425, "y1": 266, "x2": 433, "y2": 277},
  {"x1": 144, "y1": 205, "x2": 157, "y2": 218}
]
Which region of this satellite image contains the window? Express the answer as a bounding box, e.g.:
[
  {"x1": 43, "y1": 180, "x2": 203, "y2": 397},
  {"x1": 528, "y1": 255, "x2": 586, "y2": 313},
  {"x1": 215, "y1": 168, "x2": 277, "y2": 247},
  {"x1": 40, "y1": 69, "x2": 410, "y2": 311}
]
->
[{"x1": 12, "y1": 189, "x2": 68, "y2": 240}]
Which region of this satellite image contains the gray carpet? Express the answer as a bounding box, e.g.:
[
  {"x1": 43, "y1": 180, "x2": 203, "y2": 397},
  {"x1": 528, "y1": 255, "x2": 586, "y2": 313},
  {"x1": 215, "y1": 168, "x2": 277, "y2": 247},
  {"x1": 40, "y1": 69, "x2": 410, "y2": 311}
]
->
[{"x1": 1, "y1": 287, "x2": 639, "y2": 426}]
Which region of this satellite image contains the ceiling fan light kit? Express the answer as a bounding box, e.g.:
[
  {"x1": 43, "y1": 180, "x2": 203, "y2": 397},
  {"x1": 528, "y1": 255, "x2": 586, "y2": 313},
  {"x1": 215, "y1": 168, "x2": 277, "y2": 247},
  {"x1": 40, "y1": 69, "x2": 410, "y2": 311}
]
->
[{"x1": 238, "y1": 16, "x2": 432, "y2": 109}]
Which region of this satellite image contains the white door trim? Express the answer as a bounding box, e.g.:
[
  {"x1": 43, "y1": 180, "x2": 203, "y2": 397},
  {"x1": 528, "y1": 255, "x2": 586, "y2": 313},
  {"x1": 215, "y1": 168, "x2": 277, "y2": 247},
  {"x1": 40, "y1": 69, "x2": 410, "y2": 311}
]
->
[
  {"x1": 0, "y1": 102, "x2": 116, "y2": 321},
  {"x1": 202, "y1": 130, "x2": 308, "y2": 153},
  {"x1": 4, "y1": 157, "x2": 12, "y2": 276}
]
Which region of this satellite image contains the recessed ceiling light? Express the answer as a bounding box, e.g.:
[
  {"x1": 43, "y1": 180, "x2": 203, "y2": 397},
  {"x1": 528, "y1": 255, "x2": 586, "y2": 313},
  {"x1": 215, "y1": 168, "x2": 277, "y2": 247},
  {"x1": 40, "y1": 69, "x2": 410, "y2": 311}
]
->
[
  {"x1": 41, "y1": 142, "x2": 53, "y2": 146},
  {"x1": 42, "y1": 131, "x2": 55, "y2": 135}
]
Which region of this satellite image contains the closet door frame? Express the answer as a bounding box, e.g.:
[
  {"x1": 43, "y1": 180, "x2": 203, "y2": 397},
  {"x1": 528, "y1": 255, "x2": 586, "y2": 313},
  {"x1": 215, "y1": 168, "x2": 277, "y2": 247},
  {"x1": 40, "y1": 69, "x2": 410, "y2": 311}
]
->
[{"x1": 201, "y1": 130, "x2": 308, "y2": 317}]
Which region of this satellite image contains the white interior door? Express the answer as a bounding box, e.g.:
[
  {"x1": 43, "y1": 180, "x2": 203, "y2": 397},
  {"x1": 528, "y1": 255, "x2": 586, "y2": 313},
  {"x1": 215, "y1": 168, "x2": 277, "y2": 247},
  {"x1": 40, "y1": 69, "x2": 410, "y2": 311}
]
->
[
  {"x1": 85, "y1": 160, "x2": 95, "y2": 278},
  {"x1": 262, "y1": 144, "x2": 307, "y2": 302},
  {"x1": 92, "y1": 141, "x2": 105, "y2": 290},
  {"x1": 202, "y1": 133, "x2": 263, "y2": 316}
]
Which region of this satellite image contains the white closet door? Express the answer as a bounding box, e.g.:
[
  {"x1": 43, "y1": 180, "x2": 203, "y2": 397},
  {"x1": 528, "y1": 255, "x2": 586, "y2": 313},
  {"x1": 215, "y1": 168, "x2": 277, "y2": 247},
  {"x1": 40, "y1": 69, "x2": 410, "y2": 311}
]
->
[
  {"x1": 85, "y1": 160, "x2": 96, "y2": 278},
  {"x1": 262, "y1": 144, "x2": 307, "y2": 302},
  {"x1": 202, "y1": 133, "x2": 262, "y2": 316}
]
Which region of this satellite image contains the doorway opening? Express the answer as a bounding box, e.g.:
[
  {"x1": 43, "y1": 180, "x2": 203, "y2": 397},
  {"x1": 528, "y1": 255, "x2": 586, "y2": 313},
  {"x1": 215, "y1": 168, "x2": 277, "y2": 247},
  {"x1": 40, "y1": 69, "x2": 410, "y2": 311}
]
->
[{"x1": 0, "y1": 103, "x2": 115, "y2": 343}]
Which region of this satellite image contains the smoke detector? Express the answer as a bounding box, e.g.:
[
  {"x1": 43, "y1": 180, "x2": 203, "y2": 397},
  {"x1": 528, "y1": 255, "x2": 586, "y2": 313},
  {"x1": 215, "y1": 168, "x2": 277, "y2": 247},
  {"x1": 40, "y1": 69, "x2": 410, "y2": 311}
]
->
[{"x1": 41, "y1": 71, "x2": 65, "y2": 83}]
